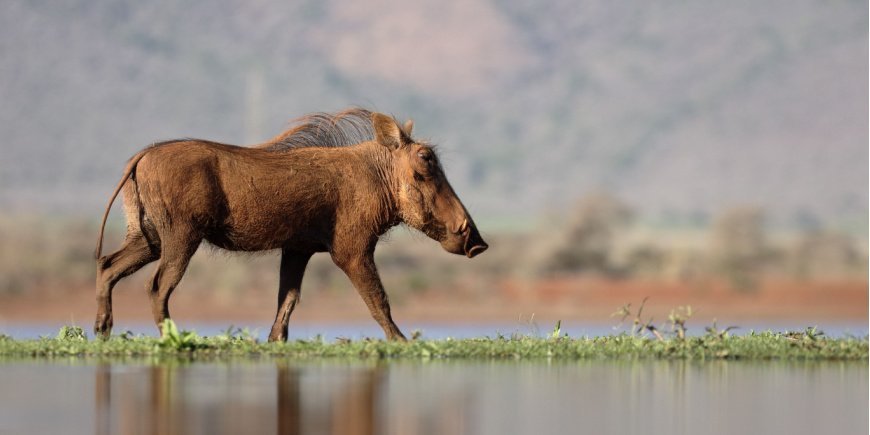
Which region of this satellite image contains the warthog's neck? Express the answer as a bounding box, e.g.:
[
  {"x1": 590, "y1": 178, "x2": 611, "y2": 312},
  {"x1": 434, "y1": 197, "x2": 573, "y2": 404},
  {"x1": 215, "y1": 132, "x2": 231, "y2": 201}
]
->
[{"x1": 348, "y1": 142, "x2": 403, "y2": 236}]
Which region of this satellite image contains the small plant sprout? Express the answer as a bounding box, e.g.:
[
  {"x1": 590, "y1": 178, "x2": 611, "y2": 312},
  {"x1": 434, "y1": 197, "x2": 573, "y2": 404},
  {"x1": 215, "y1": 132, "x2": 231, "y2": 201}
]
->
[
  {"x1": 219, "y1": 325, "x2": 257, "y2": 343},
  {"x1": 804, "y1": 326, "x2": 824, "y2": 340},
  {"x1": 632, "y1": 297, "x2": 657, "y2": 337},
  {"x1": 611, "y1": 298, "x2": 663, "y2": 340},
  {"x1": 528, "y1": 313, "x2": 540, "y2": 337},
  {"x1": 516, "y1": 312, "x2": 542, "y2": 337},
  {"x1": 633, "y1": 297, "x2": 648, "y2": 334},
  {"x1": 159, "y1": 319, "x2": 201, "y2": 351},
  {"x1": 611, "y1": 303, "x2": 632, "y2": 331},
  {"x1": 550, "y1": 320, "x2": 562, "y2": 339},
  {"x1": 784, "y1": 327, "x2": 826, "y2": 342},
  {"x1": 705, "y1": 321, "x2": 738, "y2": 339},
  {"x1": 668, "y1": 306, "x2": 693, "y2": 339}
]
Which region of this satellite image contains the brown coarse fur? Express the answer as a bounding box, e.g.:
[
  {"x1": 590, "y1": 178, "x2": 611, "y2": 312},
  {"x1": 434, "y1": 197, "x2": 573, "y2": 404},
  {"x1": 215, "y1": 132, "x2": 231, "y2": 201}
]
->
[{"x1": 94, "y1": 108, "x2": 487, "y2": 341}]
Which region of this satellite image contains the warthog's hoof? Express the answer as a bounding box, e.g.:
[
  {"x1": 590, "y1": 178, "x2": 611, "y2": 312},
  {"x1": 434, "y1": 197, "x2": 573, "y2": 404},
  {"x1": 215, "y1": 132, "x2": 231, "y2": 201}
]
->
[
  {"x1": 267, "y1": 328, "x2": 287, "y2": 343},
  {"x1": 94, "y1": 314, "x2": 113, "y2": 339},
  {"x1": 388, "y1": 332, "x2": 407, "y2": 342}
]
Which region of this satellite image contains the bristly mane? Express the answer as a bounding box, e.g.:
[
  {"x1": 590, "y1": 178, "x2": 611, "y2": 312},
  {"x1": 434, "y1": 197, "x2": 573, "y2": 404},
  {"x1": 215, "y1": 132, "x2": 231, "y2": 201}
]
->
[{"x1": 257, "y1": 108, "x2": 379, "y2": 151}]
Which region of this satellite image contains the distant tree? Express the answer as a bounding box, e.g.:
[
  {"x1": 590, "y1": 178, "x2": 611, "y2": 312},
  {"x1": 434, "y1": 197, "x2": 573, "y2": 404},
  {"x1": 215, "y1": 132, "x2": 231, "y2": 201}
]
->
[
  {"x1": 541, "y1": 193, "x2": 633, "y2": 276},
  {"x1": 709, "y1": 207, "x2": 767, "y2": 291},
  {"x1": 790, "y1": 230, "x2": 865, "y2": 280},
  {"x1": 624, "y1": 244, "x2": 666, "y2": 278}
]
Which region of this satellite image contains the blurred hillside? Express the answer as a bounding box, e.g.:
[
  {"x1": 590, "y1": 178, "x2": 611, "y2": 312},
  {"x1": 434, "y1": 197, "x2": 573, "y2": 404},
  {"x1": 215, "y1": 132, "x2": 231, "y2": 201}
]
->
[{"x1": 0, "y1": 0, "x2": 867, "y2": 229}]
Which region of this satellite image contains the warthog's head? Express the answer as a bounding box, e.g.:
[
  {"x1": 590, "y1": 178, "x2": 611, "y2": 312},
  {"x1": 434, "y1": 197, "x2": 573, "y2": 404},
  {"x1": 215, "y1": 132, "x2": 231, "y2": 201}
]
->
[{"x1": 372, "y1": 113, "x2": 488, "y2": 258}]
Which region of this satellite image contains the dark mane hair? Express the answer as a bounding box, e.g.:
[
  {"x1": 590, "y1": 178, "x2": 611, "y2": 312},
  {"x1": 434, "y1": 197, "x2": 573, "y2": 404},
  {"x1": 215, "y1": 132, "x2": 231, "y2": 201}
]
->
[{"x1": 257, "y1": 108, "x2": 380, "y2": 151}]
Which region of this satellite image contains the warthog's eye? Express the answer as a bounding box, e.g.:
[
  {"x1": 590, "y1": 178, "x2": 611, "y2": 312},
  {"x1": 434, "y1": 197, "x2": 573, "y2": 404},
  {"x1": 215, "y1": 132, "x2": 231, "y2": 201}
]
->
[
  {"x1": 414, "y1": 148, "x2": 437, "y2": 177},
  {"x1": 417, "y1": 150, "x2": 433, "y2": 163}
]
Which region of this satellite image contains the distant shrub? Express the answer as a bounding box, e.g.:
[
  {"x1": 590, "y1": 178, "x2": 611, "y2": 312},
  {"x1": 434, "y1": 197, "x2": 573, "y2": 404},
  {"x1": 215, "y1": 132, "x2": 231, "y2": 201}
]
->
[
  {"x1": 709, "y1": 207, "x2": 767, "y2": 291},
  {"x1": 789, "y1": 230, "x2": 867, "y2": 279},
  {"x1": 539, "y1": 193, "x2": 633, "y2": 276}
]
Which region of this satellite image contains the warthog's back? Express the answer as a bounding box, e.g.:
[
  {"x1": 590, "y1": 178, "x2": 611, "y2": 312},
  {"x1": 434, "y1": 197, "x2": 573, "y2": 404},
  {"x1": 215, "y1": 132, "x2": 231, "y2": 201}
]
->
[{"x1": 132, "y1": 140, "x2": 360, "y2": 252}]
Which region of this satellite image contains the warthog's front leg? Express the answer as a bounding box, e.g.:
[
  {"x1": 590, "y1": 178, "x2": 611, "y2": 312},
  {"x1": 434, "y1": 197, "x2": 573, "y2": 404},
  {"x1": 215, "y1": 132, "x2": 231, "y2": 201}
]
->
[
  {"x1": 332, "y1": 252, "x2": 406, "y2": 341},
  {"x1": 268, "y1": 249, "x2": 312, "y2": 342}
]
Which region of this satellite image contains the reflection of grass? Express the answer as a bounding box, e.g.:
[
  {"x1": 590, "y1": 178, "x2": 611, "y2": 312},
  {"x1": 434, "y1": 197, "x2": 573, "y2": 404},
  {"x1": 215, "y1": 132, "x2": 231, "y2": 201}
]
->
[{"x1": 1, "y1": 325, "x2": 866, "y2": 360}]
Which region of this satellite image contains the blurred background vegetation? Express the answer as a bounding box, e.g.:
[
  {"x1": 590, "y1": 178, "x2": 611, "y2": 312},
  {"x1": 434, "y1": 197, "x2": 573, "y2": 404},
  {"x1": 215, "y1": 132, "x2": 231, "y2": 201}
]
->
[
  {"x1": 0, "y1": 1, "x2": 866, "y2": 317},
  {"x1": 1, "y1": 193, "x2": 866, "y2": 302}
]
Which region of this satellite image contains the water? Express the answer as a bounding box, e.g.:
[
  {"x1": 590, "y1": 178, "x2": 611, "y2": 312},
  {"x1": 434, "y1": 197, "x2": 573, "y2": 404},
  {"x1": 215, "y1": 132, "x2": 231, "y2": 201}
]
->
[{"x1": 0, "y1": 359, "x2": 865, "y2": 435}]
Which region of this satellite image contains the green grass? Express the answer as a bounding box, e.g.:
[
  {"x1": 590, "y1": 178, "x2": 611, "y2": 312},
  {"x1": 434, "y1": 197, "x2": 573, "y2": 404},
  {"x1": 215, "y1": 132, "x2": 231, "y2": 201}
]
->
[{"x1": 0, "y1": 322, "x2": 866, "y2": 360}]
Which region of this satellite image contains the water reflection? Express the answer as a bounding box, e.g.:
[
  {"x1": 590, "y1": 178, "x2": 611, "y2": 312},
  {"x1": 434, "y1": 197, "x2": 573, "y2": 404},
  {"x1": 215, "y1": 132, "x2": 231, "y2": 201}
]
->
[
  {"x1": 0, "y1": 359, "x2": 865, "y2": 435},
  {"x1": 89, "y1": 361, "x2": 387, "y2": 435}
]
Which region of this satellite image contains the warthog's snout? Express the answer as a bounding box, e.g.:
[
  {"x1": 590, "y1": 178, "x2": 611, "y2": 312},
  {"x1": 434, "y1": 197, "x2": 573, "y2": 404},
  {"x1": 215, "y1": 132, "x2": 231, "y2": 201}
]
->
[
  {"x1": 441, "y1": 218, "x2": 487, "y2": 258},
  {"x1": 463, "y1": 224, "x2": 488, "y2": 258}
]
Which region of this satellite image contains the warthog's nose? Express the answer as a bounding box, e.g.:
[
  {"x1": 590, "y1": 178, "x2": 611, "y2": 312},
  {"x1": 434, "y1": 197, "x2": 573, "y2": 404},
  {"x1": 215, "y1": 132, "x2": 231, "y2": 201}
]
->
[{"x1": 462, "y1": 223, "x2": 488, "y2": 258}]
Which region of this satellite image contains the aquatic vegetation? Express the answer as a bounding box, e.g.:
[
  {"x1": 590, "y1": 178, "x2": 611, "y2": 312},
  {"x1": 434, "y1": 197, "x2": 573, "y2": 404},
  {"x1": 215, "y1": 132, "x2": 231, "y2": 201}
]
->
[
  {"x1": 56, "y1": 326, "x2": 87, "y2": 341},
  {"x1": 158, "y1": 320, "x2": 205, "y2": 351},
  {"x1": 0, "y1": 323, "x2": 865, "y2": 360}
]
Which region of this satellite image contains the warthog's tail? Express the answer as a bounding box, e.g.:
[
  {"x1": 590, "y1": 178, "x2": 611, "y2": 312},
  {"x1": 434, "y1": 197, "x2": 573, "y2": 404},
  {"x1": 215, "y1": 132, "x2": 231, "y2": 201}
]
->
[{"x1": 94, "y1": 151, "x2": 148, "y2": 259}]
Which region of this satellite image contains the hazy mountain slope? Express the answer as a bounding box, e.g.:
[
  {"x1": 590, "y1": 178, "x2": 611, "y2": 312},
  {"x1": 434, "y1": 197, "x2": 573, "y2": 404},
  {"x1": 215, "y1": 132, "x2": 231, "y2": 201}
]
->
[{"x1": 0, "y1": 0, "x2": 866, "y2": 225}]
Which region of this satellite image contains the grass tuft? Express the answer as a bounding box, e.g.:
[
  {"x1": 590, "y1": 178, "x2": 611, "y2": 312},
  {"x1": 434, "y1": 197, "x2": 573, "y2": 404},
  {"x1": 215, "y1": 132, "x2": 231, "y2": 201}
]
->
[
  {"x1": 158, "y1": 320, "x2": 206, "y2": 351},
  {"x1": 56, "y1": 326, "x2": 87, "y2": 342}
]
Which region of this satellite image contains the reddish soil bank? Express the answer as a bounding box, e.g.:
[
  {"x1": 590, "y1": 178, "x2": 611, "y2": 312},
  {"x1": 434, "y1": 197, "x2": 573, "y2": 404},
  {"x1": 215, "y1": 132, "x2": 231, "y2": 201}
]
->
[{"x1": 0, "y1": 278, "x2": 866, "y2": 328}]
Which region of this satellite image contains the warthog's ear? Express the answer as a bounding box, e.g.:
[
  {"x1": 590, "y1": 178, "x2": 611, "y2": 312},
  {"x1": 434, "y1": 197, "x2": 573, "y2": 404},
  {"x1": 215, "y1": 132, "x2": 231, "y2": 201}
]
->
[
  {"x1": 402, "y1": 119, "x2": 414, "y2": 136},
  {"x1": 373, "y1": 112, "x2": 408, "y2": 150}
]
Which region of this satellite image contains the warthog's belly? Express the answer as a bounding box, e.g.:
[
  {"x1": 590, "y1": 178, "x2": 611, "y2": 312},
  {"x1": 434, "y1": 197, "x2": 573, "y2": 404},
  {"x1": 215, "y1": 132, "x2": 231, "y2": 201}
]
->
[{"x1": 203, "y1": 220, "x2": 331, "y2": 253}]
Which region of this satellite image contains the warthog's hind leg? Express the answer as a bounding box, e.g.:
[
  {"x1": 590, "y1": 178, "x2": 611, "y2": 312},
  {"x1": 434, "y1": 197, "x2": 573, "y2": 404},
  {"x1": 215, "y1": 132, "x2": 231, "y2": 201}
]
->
[
  {"x1": 268, "y1": 249, "x2": 312, "y2": 342},
  {"x1": 94, "y1": 233, "x2": 158, "y2": 338},
  {"x1": 146, "y1": 232, "x2": 199, "y2": 334}
]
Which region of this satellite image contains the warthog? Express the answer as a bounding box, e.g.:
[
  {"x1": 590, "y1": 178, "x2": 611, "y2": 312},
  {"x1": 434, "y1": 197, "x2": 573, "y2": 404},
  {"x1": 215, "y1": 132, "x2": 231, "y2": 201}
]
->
[{"x1": 94, "y1": 109, "x2": 487, "y2": 341}]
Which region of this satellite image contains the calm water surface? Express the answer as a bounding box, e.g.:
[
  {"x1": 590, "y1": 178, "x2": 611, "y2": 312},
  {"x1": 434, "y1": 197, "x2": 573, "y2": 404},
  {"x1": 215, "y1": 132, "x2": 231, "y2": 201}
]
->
[{"x1": 0, "y1": 359, "x2": 865, "y2": 435}]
